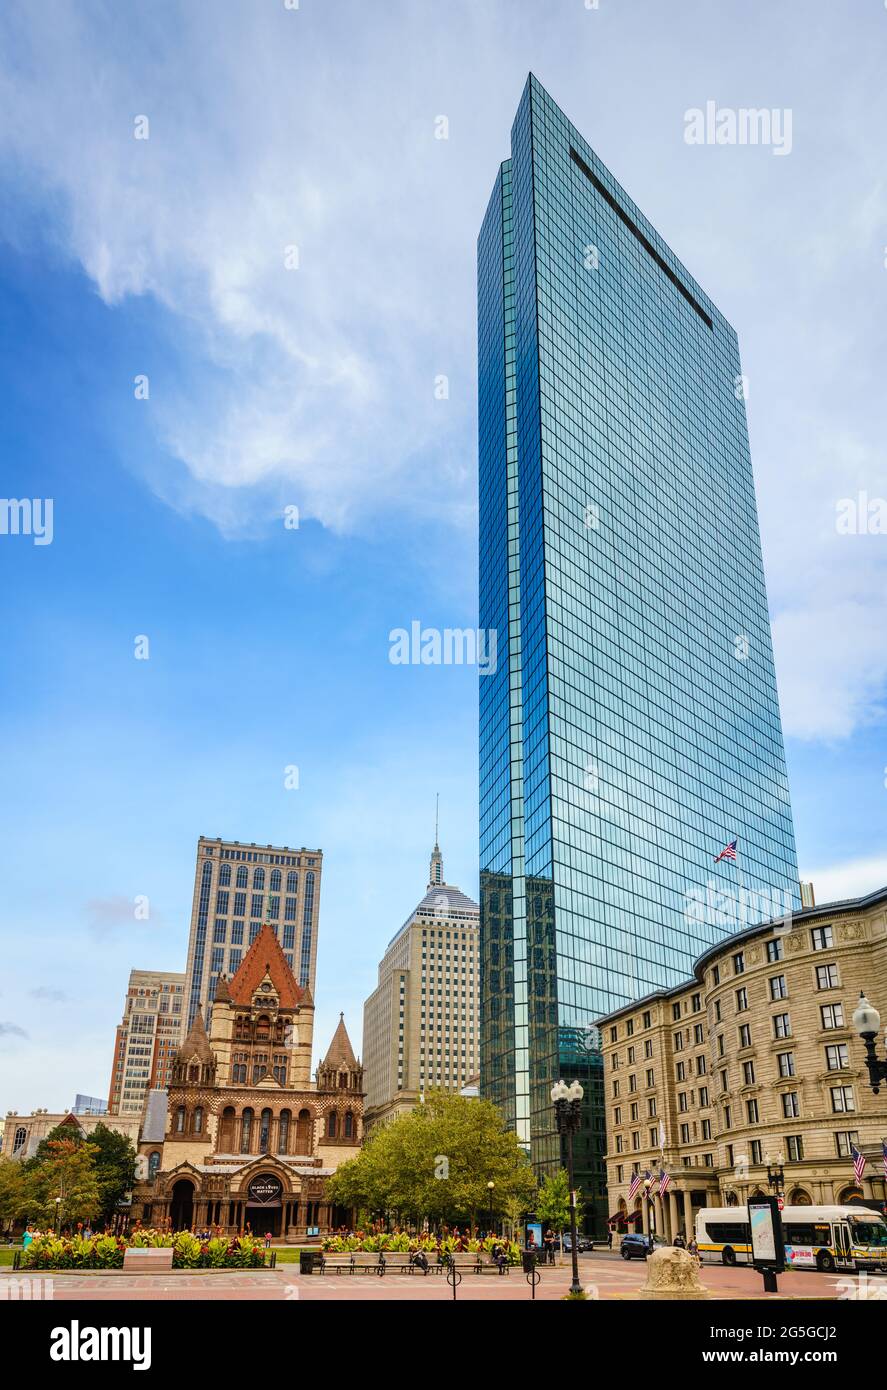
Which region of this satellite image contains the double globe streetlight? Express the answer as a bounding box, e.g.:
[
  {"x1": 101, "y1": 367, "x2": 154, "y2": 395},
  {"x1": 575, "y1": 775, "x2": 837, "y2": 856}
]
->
[
  {"x1": 551, "y1": 1079, "x2": 584, "y2": 1296},
  {"x1": 852, "y1": 993, "x2": 887, "y2": 1094}
]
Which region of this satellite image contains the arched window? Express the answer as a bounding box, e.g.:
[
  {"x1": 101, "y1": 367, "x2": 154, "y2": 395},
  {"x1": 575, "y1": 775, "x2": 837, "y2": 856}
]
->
[
  {"x1": 12, "y1": 1126, "x2": 27, "y2": 1154},
  {"x1": 286, "y1": 871, "x2": 298, "y2": 893},
  {"x1": 278, "y1": 1110, "x2": 291, "y2": 1154},
  {"x1": 236, "y1": 865, "x2": 248, "y2": 889},
  {"x1": 296, "y1": 1109, "x2": 313, "y2": 1152},
  {"x1": 253, "y1": 867, "x2": 265, "y2": 890},
  {"x1": 148, "y1": 1151, "x2": 161, "y2": 1178},
  {"x1": 270, "y1": 868, "x2": 281, "y2": 892},
  {"x1": 256, "y1": 1014, "x2": 271, "y2": 1041},
  {"x1": 339, "y1": 1071, "x2": 347, "y2": 1089},
  {"x1": 188, "y1": 1064, "x2": 199, "y2": 1082},
  {"x1": 344, "y1": 1111, "x2": 354, "y2": 1139},
  {"x1": 175, "y1": 1107, "x2": 186, "y2": 1134},
  {"x1": 193, "y1": 1106, "x2": 204, "y2": 1135},
  {"x1": 220, "y1": 1107, "x2": 236, "y2": 1150},
  {"x1": 327, "y1": 1112, "x2": 338, "y2": 1138},
  {"x1": 219, "y1": 862, "x2": 231, "y2": 886},
  {"x1": 235, "y1": 1014, "x2": 250, "y2": 1040},
  {"x1": 260, "y1": 1108, "x2": 272, "y2": 1152},
  {"x1": 240, "y1": 1108, "x2": 253, "y2": 1152}
]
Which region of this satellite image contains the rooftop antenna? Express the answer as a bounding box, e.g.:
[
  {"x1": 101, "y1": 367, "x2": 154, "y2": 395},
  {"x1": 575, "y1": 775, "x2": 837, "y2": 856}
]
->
[{"x1": 435, "y1": 792, "x2": 439, "y2": 847}]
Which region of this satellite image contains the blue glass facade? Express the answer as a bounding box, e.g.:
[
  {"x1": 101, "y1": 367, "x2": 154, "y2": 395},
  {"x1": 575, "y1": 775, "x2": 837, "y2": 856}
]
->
[{"x1": 478, "y1": 77, "x2": 798, "y2": 1210}]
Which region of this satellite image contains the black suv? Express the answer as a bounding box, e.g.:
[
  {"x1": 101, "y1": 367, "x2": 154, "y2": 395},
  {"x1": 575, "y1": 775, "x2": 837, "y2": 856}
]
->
[{"x1": 620, "y1": 1233, "x2": 664, "y2": 1260}]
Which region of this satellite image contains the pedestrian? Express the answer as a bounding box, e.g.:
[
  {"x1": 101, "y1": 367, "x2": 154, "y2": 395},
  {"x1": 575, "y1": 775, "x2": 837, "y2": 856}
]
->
[
  {"x1": 264, "y1": 1231, "x2": 272, "y2": 1251},
  {"x1": 543, "y1": 1230, "x2": 556, "y2": 1265},
  {"x1": 688, "y1": 1236, "x2": 699, "y2": 1258},
  {"x1": 606, "y1": 1227, "x2": 613, "y2": 1251},
  {"x1": 673, "y1": 1230, "x2": 686, "y2": 1249},
  {"x1": 22, "y1": 1224, "x2": 35, "y2": 1251}
]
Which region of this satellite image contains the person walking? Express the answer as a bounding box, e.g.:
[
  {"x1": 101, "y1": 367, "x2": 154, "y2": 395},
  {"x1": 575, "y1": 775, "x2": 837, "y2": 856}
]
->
[
  {"x1": 673, "y1": 1230, "x2": 686, "y2": 1249},
  {"x1": 606, "y1": 1227, "x2": 613, "y2": 1251},
  {"x1": 543, "y1": 1230, "x2": 556, "y2": 1265}
]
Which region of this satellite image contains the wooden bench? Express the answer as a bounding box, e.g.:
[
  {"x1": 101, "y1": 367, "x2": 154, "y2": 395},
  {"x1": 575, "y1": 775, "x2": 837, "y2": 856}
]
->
[
  {"x1": 318, "y1": 1252, "x2": 385, "y2": 1276},
  {"x1": 122, "y1": 1247, "x2": 174, "y2": 1272},
  {"x1": 439, "y1": 1254, "x2": 512, "y2": 1276}
]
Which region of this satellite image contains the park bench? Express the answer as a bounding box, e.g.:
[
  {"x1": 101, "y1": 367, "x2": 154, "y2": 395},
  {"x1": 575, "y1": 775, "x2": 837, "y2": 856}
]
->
[
  {"x1": 123, "y1": 1248, "x2": 174, "y2": 1273},
  {"x1": 318, "y1": 1252, "x2": 385, "y2": 1276},
  {"x1": 438, "y1": 1253, "x2": 511, "y2": 1276},
  {"x1": 380, "y1": 1252, "x2": 425, "y2": 1275}
]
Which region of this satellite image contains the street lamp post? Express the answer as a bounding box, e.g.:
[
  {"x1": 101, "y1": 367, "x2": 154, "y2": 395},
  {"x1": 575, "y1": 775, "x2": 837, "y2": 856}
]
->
[
  {"x1": 853, "y1": 993, "x2": 887, "y2": 1094},
  {"x1": 487, "y1": 1180, "x2": 495, "y2": 1237},
  {"x1": 766, "y1": 1152, "x2": 785, "y2": 1197},
  {"x1": 551, "y1": 1079, "x2": 584, "y2": 1296}
]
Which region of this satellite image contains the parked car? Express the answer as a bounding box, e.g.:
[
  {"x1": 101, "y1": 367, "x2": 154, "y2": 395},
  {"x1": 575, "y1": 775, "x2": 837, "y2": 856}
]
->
[
  {"x1": 561, "y1": 1234, "x2": 595, "y2": 1253},
  {"x1": 620, "y1": 1233, "x2": 666, "y2": 1260}
]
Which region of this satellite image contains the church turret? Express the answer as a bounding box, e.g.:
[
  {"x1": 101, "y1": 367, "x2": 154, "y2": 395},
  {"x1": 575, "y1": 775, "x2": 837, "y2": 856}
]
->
[{"x1": 171, "y1": 1009, "x2": 216, "y2": 1086}]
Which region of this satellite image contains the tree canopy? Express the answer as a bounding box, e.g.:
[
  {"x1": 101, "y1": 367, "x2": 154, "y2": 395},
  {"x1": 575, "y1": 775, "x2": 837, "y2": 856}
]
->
[{"x1": 327, "y1": 1091, "x2": 537, "y2": 1228}]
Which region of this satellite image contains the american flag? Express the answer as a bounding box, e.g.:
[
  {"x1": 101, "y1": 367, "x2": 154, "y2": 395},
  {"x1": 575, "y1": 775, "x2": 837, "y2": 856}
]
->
[
  {"x1": 852, "y1": 1143, "x2": 867, "y2": 1183},
  {"x1": 714, "y1": 839, "x2": 738, "y2": 864},
  {"x1": 659, "y1": 1169, "x2": 671, "y2": 1197},
  {"x1": 628, "y1": 1171, "x2": 643, "y2": 1199}
]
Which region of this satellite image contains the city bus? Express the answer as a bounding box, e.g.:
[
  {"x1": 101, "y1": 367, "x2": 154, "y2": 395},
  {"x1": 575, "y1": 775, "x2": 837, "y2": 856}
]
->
[{"x1": 696, "y1": 1205, "x2": 887, "y2": 1272}]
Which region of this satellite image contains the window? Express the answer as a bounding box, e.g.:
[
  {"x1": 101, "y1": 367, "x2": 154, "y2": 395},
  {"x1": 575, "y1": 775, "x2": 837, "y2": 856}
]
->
[
  {"x1": 702, "y1": 1119, "x2": 712, "y2": 1139},
  {"x1": 680, "y1": 1123, "x2": 690, "y2": 1143},
  {"x1": 751, "y1": 1139, "x2": 763, "y2": 1164},
  {"x1": 692, "y1": 993, "x2": 701, "y2": 1013},
  {"x1": 647, "y1": 1097, "x2": 657, "y2": 1117},
  {"x1": 253, "y1": 867, "x2": 265, "y2": 890},
  {"x1": 344, "y1": 1112, "x2": 354, "y2": 1138},
  {"x1": 821, "y1": 1003, "x2": 844, "y2": 1030},
  {"x1": 831, "y1": 1086, "x2": 855, "y2": 1114},
  {"x1": 219, "y1": 863, "x2": 231, "y2": 886},
  {"x1": 735, "y1": 987, "x2": 748, "y2": 1012},
  {"x1": 769, "y1": 975, "x2": 787, "y2": 1001},
  {"x1": 834, "y1": 1131, "x2": 859, "y2": 1158},
  {"x1": 12, "y1": 1127, "x2": 27, "y2": 1154},
  {"x1": 826, "y1": 1043, "x2": 849, "y2": 1071},
  {"x1": 260, "y1": 1108, "x2": 272, "y2": 1151},
  {"x1": 766, "y1": 938, "x2": 783, "y2": 963},
  {"x1": 746, "y1": 1099, "x2": 759, "y2": 1124},
  {"x1": 773, "y1": 1013, "x2": 791, "y2": 1039},
  {"x1": 270, "y1": 868, "x2": 282, "y2": 892},
  {"x1": 777, "y1": 1052, "x2": 795, "y2": 1078},
  {"x1": 781, "y1": 1092, "x2": 800, "y2": 1118},
  {"x1": 739, "y1": 1023, "x2": 752, "y2": 1049},
  {"x1": 679, "y1": 1092, "x2": 688, "y2": 1112},
  {"x1": 676, "y1": 1061, "x2": 685, "y2": 1081},
  {"x1": 148, "y1": 1151, "x2": 161, "y2": 1178},
  {"x1": 236, "y1": 865, "x2": 248, "y2": 889},
  {"x1": 785, "y1": 1135, "x2": 804, "y2": 1161},
  {"x1": 733, "y1": 952, "x2": 745, "y2": 975},
  {"x1": 673, "y1": 1032, "x2": 684, "y2": 1051},
  {"x1": 642, "y1": 1010, "x2": 651, "y2": 1028},
  {"x1": 694, "y1": 1023, "x2": 704, "y2": 1045},
  {"x1": 193, "y1": 1106, "x2": 203, "y2": 1134},
  {"x1": 742, "y1": 1060, "x2": 755, "y2": 1085},
  {"x1": 646, "y1": 1068, "x2": 655, "y2": 1088},
  {"x1": 175, "y1": 1106, "x2": 185, "y2": 1133},
  {"x1": 672, "y1": 1003, "x2": 682, "y2": 1021},
  {"x1": 699, "y1": 1086, "x2": 709, "y2": 1107},
  {"x1": 278, "y1": 1110, "x2": 290, "y2": 1153},
  {"x1": 811, "y1": 926, "x2": 833, "y2": 950},
  {"x1": 712, "y1": 965, "x2": 720, "y2": 985},
  {"x1": 816, "y1": 964, "x2": 839, "y2": 990},
  {"x1": 713, "y1": 999, "x2": 721, "y2": 1022}
]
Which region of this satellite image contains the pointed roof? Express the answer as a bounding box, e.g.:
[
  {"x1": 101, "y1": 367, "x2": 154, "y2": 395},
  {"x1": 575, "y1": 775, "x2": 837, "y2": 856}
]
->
[
  {"x1": 175, "y1": 1008, "x2": 214, "y2": 1065},
  {"x1": 214, "y1": 974, "x2": 231, "y2": 1003},
  {"x1": 322, "y1": 1013, "x2": 358, "y2": 1071},
  {"x1": 227, "y1": 922, "x2": 303, "y2": 1010}
]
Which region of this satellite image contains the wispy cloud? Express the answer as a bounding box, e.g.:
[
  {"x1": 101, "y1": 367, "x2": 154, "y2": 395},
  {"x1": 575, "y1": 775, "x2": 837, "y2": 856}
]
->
[
  {"x1": 804, "y1": 855, "x2": 887, "y2": 905},
  {"x1": 0, "y1": 1022, "x2": 28, "y2": 1040}
]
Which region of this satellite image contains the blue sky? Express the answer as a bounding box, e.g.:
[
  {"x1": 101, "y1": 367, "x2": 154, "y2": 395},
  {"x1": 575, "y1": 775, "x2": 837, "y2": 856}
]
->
[{"x1": 0, "y1": 0, "x2": 885, "y2": 1113}]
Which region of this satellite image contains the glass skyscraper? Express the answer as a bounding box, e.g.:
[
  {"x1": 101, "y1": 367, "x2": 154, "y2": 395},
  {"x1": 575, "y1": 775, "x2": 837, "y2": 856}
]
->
[{"x1": 478, "y1": 76, "x2": 798, "y2": 1213}]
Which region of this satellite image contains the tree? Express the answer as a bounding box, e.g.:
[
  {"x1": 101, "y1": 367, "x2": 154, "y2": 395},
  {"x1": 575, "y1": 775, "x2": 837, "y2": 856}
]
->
[
  {"x1": 33, "y1": 1122, "x2": 136, "y2": 1222},
  {"x1": 0, "y1": 1158, "x2": 28, "y2": 1233},
  {"x1": 327, "y1": 1091, "x2": 537, "y2": 1230},
  {"x1": 536, "y1": 1168, "x2": 584, "y2": 1265},
  {"x1": 20, "y1": 1140, "x2": 102, "y2": 1229}
]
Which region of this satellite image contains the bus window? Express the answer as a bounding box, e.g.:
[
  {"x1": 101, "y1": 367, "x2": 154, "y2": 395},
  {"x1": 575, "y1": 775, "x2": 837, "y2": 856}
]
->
[{"x1": 849, "y1": 1219, "x2": 887, "y2": 1248}]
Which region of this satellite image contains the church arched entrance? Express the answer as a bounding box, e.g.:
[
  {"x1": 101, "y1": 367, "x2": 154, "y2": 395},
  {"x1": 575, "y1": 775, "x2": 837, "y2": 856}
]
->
[
  {"x1": 244, "y1": 1172, "x2": 284, "y2": 1238},
  {"x1": 170, "y1": 1178, "x2": 195, "y2": 1231}
]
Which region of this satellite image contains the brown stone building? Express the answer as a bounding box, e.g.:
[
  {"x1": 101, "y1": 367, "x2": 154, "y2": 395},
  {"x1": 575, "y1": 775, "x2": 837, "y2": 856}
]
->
[
  {"x1": 597, "y1": 887, "x2": 887, "y2": 1242},
  {"x1": 132, "y1": 922, "x2": 363, "y2": 1238}
]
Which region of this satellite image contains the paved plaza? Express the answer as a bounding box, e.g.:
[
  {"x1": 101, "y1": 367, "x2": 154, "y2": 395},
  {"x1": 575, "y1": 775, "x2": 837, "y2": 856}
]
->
[{"x1": 0, "y1": 1252, "x2": 853, "y2": 1301}]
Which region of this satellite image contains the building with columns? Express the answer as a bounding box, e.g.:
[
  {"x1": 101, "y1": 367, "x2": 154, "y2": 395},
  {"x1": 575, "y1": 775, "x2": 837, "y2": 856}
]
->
[
  {"x1": 132, "y1": 921, "x2": 363, "y2": 1239},
  {"x1": 597, "y1": 886, "x2": 887, "y2": 1243},
  {"x1": 362, "y1": 838, "x2": 479, "y2": 1131}
]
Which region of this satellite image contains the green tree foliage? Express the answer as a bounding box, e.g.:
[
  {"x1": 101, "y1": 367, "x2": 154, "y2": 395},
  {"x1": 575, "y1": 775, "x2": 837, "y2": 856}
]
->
[
  {"x1": 20, "y1": 1140, "x2": 102, "y2": 1228},
  {"x1": 535, "y1": 1167, "x2": 584, "y2": 1236},
  {"x1": 0, "y1": 1157, "x2": 29, "y2": 1230},
  {"x1": 33, "y1": 1123, "x2": 137, "y2": 1222},
  {"x1": 327, "y1": 1091, "x2": 537, "y2": 1228}
]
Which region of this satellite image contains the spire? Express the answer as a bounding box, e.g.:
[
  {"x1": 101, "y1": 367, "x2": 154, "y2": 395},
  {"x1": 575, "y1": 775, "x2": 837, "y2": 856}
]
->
[
  {"x1": 174, "y1": 1008, "x2": 214, "y2": 1065},
  {"x1": 428, "y1": 793, "x2": 444, "y2": 888},
  {"x1": 321, "y1": 1013, "x2": 359, "y2": 1071}
]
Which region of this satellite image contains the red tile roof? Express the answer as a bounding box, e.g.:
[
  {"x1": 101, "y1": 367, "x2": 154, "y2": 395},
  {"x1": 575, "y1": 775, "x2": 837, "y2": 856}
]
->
[{"x1": 227, "y1": 922, "x2": 304, "y2": 1010}]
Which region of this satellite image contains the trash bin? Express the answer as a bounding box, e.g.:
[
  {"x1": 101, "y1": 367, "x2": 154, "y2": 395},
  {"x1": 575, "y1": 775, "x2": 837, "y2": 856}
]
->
[
  {"x1": 299, "y1": 1250, "x2": 321, "y2": 1275},
  {"x1": 521, "y1": 1251, "x2": 537, "y2": 1275}
]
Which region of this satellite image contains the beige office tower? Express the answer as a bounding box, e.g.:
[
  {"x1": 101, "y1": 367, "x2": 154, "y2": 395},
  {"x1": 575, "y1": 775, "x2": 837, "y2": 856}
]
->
[
  {"x1": 362, "y1": 839, "x2": 479, "y2": 1131},
  {"x1": 184, "y1": 836, "x2": 323, "y2": 1031},
  {"x1": 108, "y1": 970, "x2": 186, "y2": 1115}
]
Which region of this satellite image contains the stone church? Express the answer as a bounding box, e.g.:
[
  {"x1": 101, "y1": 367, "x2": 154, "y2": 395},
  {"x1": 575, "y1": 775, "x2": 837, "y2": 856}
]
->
[{"x1": 132, "y1": 922, "x2": 363, "y2": 1238}]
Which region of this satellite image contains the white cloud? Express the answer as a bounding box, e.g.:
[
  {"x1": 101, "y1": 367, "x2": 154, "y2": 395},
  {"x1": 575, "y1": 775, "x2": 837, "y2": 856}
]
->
[{"x1": 803, "y1": 856, "x2": 887, "y2": 906}]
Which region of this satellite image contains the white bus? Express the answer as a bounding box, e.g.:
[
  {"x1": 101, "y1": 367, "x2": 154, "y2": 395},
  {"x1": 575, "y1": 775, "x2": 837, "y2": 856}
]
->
[{"x1": 696, "y1": 1205, "x2": 887, "y2": 1272}]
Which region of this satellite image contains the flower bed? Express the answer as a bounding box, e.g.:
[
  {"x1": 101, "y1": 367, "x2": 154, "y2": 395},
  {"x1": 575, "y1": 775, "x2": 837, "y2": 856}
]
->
[
  {"x1": 21, "y1": 1230, "x2": 268, "y2": 1271},
  {"x1": 320, "y1": 1233, "x2": 523, "y2": 1265}
]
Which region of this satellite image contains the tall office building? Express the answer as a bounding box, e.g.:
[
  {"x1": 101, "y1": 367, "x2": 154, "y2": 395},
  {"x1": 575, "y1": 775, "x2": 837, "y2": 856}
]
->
[
  {"x1": 107, "y1": 970, "x2": 186, "y2": 1115},
  {"x1": 478, "y1": 77, "x2": 799, "y2": 1185},
  {"x1": 184, "y1": 836, "x2": 323, "y2": 1029},
  {"x1": 362, "y1": 840, "x2": 480, "y2": 1131}
]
